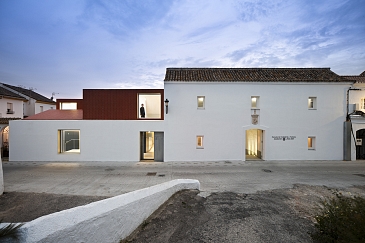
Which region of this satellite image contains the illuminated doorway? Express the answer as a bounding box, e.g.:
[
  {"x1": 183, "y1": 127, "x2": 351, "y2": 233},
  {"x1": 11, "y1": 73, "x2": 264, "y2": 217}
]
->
[
  {"x1": 140, "y1": 132, "x2": 164, "y2": 161},
  {"x1": 246, "y1": 129, "x2": 263, "y2": 160}
]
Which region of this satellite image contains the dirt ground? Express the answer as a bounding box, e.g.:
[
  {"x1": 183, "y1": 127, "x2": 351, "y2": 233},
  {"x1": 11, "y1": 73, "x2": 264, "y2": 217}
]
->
[{"x1": 1, "y1": 184, "x2": 365, "y2": 242}]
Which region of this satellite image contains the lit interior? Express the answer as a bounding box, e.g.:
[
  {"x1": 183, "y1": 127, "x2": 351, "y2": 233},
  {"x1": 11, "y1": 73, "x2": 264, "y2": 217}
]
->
[
  {"x1": 197, "y1": 97, "x2": 204, "y2": 108},
  {"x1": 251, "y1": 97, "x2": 257, "y2": 108},
  {"x1": 61, "y1": 102, "x2": 77, "y2": 110}
]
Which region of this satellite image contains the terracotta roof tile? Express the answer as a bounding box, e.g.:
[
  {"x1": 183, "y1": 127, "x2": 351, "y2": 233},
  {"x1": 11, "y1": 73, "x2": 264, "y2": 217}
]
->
[
  {"x1": 342, "y1": 76, "x2": 365, "y2": 83},
  {"x1": 164, "y1": 68, "x2": 347, "y2": 82},
  {"x1": 24, "y1": 110, "x2": 83, "y2": 120}
]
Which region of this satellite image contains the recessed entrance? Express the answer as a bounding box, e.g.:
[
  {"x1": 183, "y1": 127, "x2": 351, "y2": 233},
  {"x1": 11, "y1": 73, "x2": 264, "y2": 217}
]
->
[
  {"x1": 246, "y1": 129, "x2": 263, "y2": 160},
  {"x1": 356, "y1": 129, "x2": 365, "y2": 160},
  {"x1": 140, "y1": 131, "x2": 164, "y2": 162}
]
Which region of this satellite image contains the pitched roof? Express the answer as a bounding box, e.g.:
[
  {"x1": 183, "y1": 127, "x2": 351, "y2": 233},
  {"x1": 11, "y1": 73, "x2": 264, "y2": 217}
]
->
[
  {"x1": 342, "y1": 76, "x2": 365, "y2": 83},
  {"x1": 0, "y1": 87, "x2": 27, "y2": 100},
  {"x1": 2, "y1": 83, "x2": 56, "y2": 104},
  {"x1": 360, "y1": 71, "x2": 365, "y2": 77},
  {"x1": 24, "y1": 110, "x2": 83, "y2": 120},
  {"x1": 0, "y1": 117, "x2": 22, "y2": 124},
  {"x1": 164, "y1": 68, "x2": 347, "y2": 83}
]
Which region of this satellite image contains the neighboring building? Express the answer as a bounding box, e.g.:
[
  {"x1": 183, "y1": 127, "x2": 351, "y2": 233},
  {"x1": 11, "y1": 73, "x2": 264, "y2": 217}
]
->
[
  {"x1": 0, "y1": 83, "x2": 56, "y2": 158},
  {"x1": 343, "y1": 71, "x2": 365, "y2": 160},
  {"x1": 0, "y1": 83, "x2": 56, "y2": 118},
  {"x1": 9, "y1": 68, "x2": 362, "y2": 162}
]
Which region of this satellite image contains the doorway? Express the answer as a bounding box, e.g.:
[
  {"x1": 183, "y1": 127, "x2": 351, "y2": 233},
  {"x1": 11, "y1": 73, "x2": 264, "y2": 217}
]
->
[
  {"x1": 140, "y1": 131, "x2": 164, "y2": 161},
  {"x1": 246, "y1": 129, "x2": 263, "y2": 160},
  {"x1": 356, "y1": 129, "x2": 365, "y2": 160}
]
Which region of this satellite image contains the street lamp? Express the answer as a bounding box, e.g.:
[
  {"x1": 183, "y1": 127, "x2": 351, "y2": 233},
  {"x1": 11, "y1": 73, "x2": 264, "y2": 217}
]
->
[{"x1": 165, "y1": 99, "x2": 169, "y2": 114}]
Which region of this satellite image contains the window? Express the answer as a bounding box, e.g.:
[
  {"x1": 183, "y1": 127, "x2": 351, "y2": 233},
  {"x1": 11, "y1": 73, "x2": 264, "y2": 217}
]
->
[
  {"x1": 197, "y1": 96, "x2": 205, "y2": 109},
  {"x1": 58, "y1": 130, "x2": 80, "y2": 153},
  {"x1": 361, "y1": 98, "x2": 365, "y2": 109},
  {"x1": 308, "y1": 137, "x2": 315, "y2": 150},
  {"x1": 40, "y1": 106, "x2": 44, "y2": 112},
  {"x1": 60, "y1": 102, "x2": 77, "y2": 110},
  {"x1": 138, "y1": 93, "x2": 161, "y2": 119},
  {"x1": 7, "y1": 103, "x2": 13, "y2": 114},
  {"x1": 308, "y1": 97, "x2": 317, "y2": 109},
  {"x1": 196, "y1": 135, "x2": 204, "y2": 149},
  {"x1": 251, "y1": 96, "x2": 259, "y2": 109}
]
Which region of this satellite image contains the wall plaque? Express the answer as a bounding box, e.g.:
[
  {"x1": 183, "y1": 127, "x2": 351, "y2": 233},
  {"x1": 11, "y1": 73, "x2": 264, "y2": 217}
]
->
[{"x1": 272, "y1": 136, "x2": 296, "y2": 141}]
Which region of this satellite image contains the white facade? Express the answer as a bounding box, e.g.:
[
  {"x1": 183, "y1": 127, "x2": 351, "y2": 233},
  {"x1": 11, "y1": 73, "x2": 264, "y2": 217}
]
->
[
  {"x1": 10, "y1": 120, "x2": 164, "y2": 161},
  {"x1": 0, "y1": 97, "x2": 23, "y2": 118},
  {"x1": 164, "y1": 82, "x2": 351, "y2": 161},
  {"x1": 9, "y1": 79, "x2": 355, "y2": 162}
]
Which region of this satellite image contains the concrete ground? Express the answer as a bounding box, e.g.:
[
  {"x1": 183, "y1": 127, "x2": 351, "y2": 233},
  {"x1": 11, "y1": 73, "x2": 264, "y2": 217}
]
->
[
  {"x1": 2, "y1": 160, "x2": 365, "y2": 242},
  {"x1": 2, "y1": 160, "x2": 365, "y2": 196}
]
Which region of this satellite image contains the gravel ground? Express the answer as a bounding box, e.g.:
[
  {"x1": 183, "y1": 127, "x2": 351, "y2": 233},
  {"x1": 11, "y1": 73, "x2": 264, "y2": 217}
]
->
[
  {"x1": 1, "y1": 184, "x2": 364, "y2": 243},
  {"x1": 123, "y1": 184, "x2": 365, "y2": 243}
]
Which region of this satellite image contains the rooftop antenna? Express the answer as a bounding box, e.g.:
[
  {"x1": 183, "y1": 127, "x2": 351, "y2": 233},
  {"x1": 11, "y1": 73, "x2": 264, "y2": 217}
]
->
[
  {"x1": 28, "y1": 87, "x2": 37, "y2": 104},
  {"x1": 51, "y1": 92, "x2": 59, "y2": 101}
]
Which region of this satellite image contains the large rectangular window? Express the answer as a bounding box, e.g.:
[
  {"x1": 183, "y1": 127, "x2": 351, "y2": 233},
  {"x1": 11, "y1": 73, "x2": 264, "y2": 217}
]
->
[
  {"x1": 60, "y1": 102, "x2": 77, "y2": 110},
  {"x1": 58, "y1": 130, "x2": 80, "y2": 153},
  {"x1": 138, "y1": 93, "x2": 161, "y2": 119},
  {"x1": 197, "y1": 96, "x2": 205, "y2": 109}
]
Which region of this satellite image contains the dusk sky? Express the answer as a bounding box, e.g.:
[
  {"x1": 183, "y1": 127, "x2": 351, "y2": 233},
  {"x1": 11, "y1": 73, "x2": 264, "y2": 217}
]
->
[{"x1": 0, "y1": 0, "x2": 364, "y2": 99}]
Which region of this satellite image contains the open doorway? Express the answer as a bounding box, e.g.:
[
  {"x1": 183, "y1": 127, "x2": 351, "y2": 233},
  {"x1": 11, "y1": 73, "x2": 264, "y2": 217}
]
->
[
  {"x1": 356, "y1": 129, "x2": 365, "y2": 160},
  {"x1": 246, "y1": 129, "x2": 263, "y2": 160},
  {"x1": 140, "y1": 131, "x2": 164, "y2": 161}
]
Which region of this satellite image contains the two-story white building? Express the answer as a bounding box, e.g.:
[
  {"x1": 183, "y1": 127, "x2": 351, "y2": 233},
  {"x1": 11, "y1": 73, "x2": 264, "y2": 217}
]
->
[
  {"x1": 9, "y1": 68, "x2": 360, "y2": 162},
  {"x1": 0, "y1": 83, "x2": 56, "y2": 158}
]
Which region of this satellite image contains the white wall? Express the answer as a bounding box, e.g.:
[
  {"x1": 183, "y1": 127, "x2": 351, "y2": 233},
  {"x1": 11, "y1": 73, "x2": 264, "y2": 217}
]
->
[
  {"x1": 0, "y1": 98, "x2": 23, "y2": 118},
  {"x1": 35, "y1": 102, "x2": 56, "y2": 114},
  {"x1": 10, "y1": 120, "x2": 164, "y2": 162},
  {"x1": 164, "y1": 82, "x2": 350, "y2": 161}
]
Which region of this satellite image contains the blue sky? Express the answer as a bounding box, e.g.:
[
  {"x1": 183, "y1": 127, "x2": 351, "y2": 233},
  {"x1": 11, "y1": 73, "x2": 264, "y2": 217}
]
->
[{"x1": 0, "y1": 0, "x2": 364, "y2": 98}]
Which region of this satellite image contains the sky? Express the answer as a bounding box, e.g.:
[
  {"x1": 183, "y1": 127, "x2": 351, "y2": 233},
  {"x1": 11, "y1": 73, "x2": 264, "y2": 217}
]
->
[{"x1": 0, "y1": 0, "x2": 364, "y2": 99}]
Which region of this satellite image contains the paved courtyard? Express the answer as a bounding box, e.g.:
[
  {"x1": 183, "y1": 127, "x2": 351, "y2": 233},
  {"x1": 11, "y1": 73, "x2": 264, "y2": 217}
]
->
[{"x1": 2, "y1": 160, "x2": 365, "y2": 196}]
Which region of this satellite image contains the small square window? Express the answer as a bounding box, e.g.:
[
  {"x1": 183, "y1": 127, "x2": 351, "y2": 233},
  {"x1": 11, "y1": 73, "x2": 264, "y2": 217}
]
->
[
  {"x1": 197, "y1": 96, "x2": 205, "y2": 109},
  {"x1": 251, "y1": 96, "x2": 259, "y2": 108},
  {"x1": 196, "y1": 135, "x2": 204, "y2": 149},
  {"x1": 58, "y1": 130, "x2": 80, "y2": 153},
  {"x1": 308, "y1": 137, "x2": 315, "y2": 150},
  {"x1": 308, "y1": 97, "x2": 317, "y2": 109},
  {"x1": 7, "y1": 103, "x2": 14, "y2": 114}
]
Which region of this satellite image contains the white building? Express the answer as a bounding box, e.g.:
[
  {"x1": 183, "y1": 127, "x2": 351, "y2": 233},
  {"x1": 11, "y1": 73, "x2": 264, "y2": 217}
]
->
[
  {"x1": 9, "y1": 68, "x2": 361, "y2": 162},
  {"x1": 0, "y1": 83, "x2": 56, "y2": 158}
]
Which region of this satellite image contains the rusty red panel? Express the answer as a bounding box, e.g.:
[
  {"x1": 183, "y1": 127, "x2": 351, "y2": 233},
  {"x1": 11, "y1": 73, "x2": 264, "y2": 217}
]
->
[{"x1": 83, "y1": 89, "x2": 164, "y2": 120}]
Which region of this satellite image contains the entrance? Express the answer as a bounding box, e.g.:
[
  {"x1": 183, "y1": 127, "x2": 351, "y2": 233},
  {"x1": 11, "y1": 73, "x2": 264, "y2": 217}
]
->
[
  {"x1": 1, "y1": 126, "x2": 9, "y2": 158},
  {"x1": 246, "y1": 129, "x2": 263, "y2": 160},
  {"x1": 356, "y1": 129, "x2": 365, "y2": 159},
  {"x1": 140, "y1": 131, "x2": 164, "y2": 161}
]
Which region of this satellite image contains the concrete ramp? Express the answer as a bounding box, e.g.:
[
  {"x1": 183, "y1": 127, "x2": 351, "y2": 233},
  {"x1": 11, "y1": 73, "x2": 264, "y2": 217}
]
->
[{"x1": 3, "y1": 179, "x2": 200, "y2": 243}]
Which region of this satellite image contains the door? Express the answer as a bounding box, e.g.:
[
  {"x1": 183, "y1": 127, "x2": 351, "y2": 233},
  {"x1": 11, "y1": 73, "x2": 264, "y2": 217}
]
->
[
  {"x1": 140, "y1": 131, "x2": 164, "y2": 161},
  {"x1": 154, "y1": 132, "x2": 164, "y2": 162},
  {"x1": 356, "y1": 129, "x2": 365, "y2": 159},
  {"x1": 246, "y1": 129, "x2": 263, "y2": 160}
]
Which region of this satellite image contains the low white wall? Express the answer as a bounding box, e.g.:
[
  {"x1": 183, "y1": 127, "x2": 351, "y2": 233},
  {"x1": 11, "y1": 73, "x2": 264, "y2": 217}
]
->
[{"x1": 5, "y1": 179, "x2": 200, "y2": 243}]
